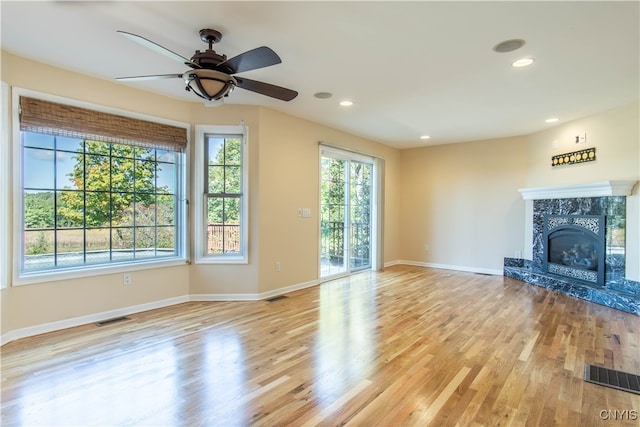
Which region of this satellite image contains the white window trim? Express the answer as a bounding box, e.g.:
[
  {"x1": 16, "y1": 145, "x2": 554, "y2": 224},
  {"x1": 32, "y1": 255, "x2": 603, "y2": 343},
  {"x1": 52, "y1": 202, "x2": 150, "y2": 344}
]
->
[
  {"x1": 12, "y1": 88, "x2": 189, "y2": 285},
  {"x1": 194, "y1": 124, "x2": 249, "y2": 264},
  {"x1": 1, "y1": 82, "x2": 10, "y2": 289}
]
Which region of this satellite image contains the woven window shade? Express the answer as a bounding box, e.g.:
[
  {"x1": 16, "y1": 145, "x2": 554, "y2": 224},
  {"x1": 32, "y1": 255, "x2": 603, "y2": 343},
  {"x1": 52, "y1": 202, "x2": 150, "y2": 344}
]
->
[{"x1": 19, "y1": 97, "x2": 187, "y2": 151}]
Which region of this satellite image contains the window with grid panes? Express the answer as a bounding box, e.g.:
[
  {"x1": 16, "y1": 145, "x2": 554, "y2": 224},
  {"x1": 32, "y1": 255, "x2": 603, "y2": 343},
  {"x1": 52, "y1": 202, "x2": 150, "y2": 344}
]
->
[
  {"x1": 17, "y1": 94, "x2": 187, "y2": 278},
  {"x1": 205, "y1": 134, "x2": 244, "y2": 256}
]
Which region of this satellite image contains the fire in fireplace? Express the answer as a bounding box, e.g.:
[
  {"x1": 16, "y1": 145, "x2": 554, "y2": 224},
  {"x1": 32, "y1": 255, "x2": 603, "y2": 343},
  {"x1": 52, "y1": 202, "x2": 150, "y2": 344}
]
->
[{"x1": 543, "y1": 215, "x2": 606, "y2": 286}]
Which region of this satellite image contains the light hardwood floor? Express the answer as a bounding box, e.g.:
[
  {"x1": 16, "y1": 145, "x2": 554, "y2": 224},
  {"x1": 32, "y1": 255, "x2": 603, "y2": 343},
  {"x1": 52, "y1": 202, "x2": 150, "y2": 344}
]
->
[{"x1": 1, "y1": 265, "x2": 639, "y2": 426}]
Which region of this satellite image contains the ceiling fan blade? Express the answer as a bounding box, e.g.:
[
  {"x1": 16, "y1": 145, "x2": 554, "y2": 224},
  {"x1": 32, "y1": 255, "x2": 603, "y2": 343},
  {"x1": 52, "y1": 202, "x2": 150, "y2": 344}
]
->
[
  {"x1": 116, "y1": 74, "x2": 183, "y2": 82},
  {"x1": 117, "y1": 30, "x2": 200, "y2": 68},
  {"x1": 235, "y1": 77, "x2": 298, "y2": 101},
  {"x1": 220, "y1": 46, "x2": 282, "y2": 74}
]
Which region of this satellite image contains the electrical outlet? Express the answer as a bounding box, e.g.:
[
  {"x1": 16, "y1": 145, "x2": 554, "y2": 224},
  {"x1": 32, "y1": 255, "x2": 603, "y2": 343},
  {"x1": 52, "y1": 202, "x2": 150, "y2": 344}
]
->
[
  {"x1": 123, "y1": 273, "x2": 131, "y2": 286},
  {"x1": 424, "y1": 244, "x2": 430, "y2": 252},
  {"x1": 275, "y1": 262, "x2": 281, "y2": 272},
  {"x1": 515, "y1": 250, "x2": 522, "y2": 259}
]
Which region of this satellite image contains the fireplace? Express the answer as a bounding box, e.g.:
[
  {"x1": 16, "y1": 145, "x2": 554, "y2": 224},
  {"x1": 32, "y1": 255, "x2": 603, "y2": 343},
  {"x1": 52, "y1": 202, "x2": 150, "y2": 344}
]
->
[
  {"x1": 503, "y1": 180, "x2": 639, "y2": 315},
  {"x1": 542, "y1": 215, "x2": 605, "y2": 286}
]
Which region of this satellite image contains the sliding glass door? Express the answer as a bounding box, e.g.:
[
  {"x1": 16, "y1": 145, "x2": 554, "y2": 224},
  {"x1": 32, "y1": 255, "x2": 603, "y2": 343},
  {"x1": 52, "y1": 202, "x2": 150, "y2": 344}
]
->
[{"x1": 320, "y1": 148, "x2": 373, "y2": 279}]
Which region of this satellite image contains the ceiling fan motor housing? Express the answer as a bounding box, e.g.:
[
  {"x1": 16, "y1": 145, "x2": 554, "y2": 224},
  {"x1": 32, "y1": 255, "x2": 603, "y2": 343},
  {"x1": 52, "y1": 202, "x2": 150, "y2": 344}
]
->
[
  {"x1": 192, "y1": 29, "x2": 228, "y2": 70},
  {"x1": 191, "y1": 50, "x2": 228, "y2": 69}
]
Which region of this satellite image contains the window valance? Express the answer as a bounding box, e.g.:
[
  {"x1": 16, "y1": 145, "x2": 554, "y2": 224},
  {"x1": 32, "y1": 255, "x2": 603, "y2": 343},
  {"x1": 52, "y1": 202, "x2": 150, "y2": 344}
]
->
[{"x1": 19, "y1": 96, "x2": 187, "y2": 151}]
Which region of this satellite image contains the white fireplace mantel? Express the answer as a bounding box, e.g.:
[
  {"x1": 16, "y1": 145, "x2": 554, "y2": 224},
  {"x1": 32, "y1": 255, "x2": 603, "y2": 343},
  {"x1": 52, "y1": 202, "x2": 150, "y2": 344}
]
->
[{"x1": 519, "y1": 180, "x2": 638, "y2": 200}]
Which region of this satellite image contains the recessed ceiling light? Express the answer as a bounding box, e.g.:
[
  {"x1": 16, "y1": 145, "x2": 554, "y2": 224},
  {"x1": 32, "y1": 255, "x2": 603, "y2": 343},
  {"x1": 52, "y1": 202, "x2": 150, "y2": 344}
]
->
[
  {"x1": 420, "y1": 135, "x2": 431, "y2": 140},
  {"x1": 512, "y1": 57, "x2": 535, "y2": 68},
  {"x1": 314, "y1": 92, "x2": 333, "y2": 99},
  {"x1": 545, "y1": 118, "x2": 559, "y2": 123},
  {"x1": 493, "y1": 39, "x2": 526, "y2": 53},
  {"x1": 339, "y1": 100, "x2": 354, "y2": 107}
]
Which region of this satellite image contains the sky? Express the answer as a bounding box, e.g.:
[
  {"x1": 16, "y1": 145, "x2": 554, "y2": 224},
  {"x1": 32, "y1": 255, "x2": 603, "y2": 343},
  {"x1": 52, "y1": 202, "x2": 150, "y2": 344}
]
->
[{"x1": 23, "y1": 132, "x2": 176, "y2": 192}]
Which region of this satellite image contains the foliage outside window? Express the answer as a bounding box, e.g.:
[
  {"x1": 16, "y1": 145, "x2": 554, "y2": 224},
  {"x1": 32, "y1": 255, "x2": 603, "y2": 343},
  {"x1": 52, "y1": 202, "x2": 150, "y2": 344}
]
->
[
  {"x1": 21, "y1": 133, "x2": 182, "y2": 273},
  {"x1": 205, "y1": 135, "x2": 243, "y2": 256},
  {"x1": 320, "y1": 153, "x2": 372, "y2": 277}
]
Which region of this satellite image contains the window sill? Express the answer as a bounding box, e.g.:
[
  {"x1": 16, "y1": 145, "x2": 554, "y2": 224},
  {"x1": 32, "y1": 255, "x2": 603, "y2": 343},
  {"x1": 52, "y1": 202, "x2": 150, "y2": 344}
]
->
[
  {"x1": 14, "y1": 258, "x2": 188, "y2": 286},
  {"x1": 194, "y1": 255, "x2": 248, "y2": 265}
]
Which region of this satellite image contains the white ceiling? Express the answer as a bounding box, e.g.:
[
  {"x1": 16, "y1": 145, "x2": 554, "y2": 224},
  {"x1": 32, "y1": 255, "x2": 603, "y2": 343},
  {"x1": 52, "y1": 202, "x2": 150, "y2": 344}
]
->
[{"x1": 1, "y1": 1, "x2": 638, "y2": 149}]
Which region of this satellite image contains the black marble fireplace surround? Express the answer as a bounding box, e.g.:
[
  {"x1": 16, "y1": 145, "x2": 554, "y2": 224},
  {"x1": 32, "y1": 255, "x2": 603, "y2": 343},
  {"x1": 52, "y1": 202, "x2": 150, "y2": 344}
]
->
[
  {"x1": 534, "y1": 197, "x2": 626, "y2": 283},
  {"x1": 504, "y1": 194, "x2": 639, "y2": 315}
]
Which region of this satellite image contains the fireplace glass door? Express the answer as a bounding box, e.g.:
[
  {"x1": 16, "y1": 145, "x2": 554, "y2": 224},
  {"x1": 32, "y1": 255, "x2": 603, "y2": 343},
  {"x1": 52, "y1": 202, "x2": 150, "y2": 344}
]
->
[{"x1": 543, "y1": 215, "x2": 606, "y2": 285}]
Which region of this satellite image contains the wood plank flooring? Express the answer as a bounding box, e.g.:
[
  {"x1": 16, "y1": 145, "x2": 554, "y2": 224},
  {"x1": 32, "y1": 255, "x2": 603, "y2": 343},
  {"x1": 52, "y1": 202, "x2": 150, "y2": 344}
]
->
[{"x1": 1, "y1": 265, "x2": 639, "y2": 426}]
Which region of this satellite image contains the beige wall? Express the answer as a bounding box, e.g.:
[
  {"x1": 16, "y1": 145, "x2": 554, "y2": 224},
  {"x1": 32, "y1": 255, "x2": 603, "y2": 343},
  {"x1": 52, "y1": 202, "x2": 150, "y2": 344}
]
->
[
  {"x1": 1, "y1": 53, "x2": 193, "y2": 123},
  {"x1": 524, "y1": 103, "x2": 639, "y2": 187},
  {"x1": 187, "y1": 104, "x2": 262, "y2": 296},
  {"x1": 1, "y1": 52, "x2": 193, "y2": 336},
  {"x1": 0, "y1": 52, "x2": 401, "y2": 340},
  {"x1": 398, "y1": 103, "x2": 639, "y2": 279},
  {"x1": 187, "y1": 97, "x2": 402, "y2": 297},
  {"x1": 256, "y1": 108, "x2": 400, "y2": 294},
  {"x1": 399, "y1": 136, "x2": 528, "y2": 273},
  {"x1": 1, "y1": 50, "x2": 637, "y2": 343},
  {"x1": 524, "y1": 103, "x2": 639, "y2": 279}
]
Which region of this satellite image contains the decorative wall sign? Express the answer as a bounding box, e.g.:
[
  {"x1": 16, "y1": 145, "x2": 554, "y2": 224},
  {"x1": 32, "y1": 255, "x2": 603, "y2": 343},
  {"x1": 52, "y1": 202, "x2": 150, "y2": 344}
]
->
[{"x1": 552, "y1": 147, "x2": 596, "y2": 167}]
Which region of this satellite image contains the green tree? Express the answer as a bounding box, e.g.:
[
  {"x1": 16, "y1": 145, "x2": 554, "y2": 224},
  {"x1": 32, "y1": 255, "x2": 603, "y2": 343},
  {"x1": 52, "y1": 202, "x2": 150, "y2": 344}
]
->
[
  {"x1": 207, "y1": 138, "x2": 241, "y2": 224},
  {"x1": 57, "y1": 142, "x2": 159, "y2": 227},
  {"x1": 24, "y1": 192, "x2": 54, "y2": 228},
  {"x1": 320, "y1": 157, "x2": 346, "y2": 259},
  {"x1": 320, "y1": 158, "x2": 371, "y2": 262}
]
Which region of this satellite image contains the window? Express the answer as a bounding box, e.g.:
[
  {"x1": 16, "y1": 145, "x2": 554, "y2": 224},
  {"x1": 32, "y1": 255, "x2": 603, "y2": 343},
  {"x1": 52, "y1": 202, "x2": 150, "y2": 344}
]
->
[
  {"x1": 194, "y1": 125, "x2": 248, "y2": 263},
  {"x1": 16, "y1": 93, "x2": 187, "y2": 281}
]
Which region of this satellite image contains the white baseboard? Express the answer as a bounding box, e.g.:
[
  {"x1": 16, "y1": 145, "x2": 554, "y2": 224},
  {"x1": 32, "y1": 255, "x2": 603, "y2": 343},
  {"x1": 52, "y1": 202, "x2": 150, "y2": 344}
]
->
[
  {"x1": 191, "y1": 279, "x2": 319, "y2": 302},
  {"x1": 0, "y1": 295, "x2": 189, "y2": 346},
  {"x1": 1, "y1": 264, "x2": 501, "y2": 346},
  {"x1": 1, "y1": 279, "x2": 321, "y2": 345},
  {"x1": 395, "y1": 260, "x2": 503, "y2": 276}
]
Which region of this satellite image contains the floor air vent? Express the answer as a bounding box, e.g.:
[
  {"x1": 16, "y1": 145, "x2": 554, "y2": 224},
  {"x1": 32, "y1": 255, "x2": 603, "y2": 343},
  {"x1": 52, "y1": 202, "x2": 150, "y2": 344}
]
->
[
  {"x1": 584, "y1": 364, "x2": 640, "y2": 394},
  {"x1": 95, "y1": 316, "x2": 130, "y2": 327},
  {"x1": 266, "y1": 295, "x2": 288, "y2": 302}
]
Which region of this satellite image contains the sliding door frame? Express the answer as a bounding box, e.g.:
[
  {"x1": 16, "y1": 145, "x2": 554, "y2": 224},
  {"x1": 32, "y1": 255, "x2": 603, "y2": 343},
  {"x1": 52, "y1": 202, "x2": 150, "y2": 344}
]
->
[{"x1": 319, "y1": 144, "x2": 383, "y2": 281}]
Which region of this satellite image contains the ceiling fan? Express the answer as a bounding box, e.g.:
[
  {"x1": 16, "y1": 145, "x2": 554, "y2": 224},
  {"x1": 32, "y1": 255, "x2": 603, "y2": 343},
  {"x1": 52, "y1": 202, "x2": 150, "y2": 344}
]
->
[{"x1": 116, "y1": 28, "x2": 298, "y2": 102}]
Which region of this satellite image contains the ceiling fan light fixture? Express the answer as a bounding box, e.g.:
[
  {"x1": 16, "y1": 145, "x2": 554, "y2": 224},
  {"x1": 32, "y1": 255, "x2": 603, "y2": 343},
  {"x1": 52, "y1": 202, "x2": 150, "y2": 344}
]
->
[{"x1": 184, "y1": 69, "x2": 237, "y2": 100}]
